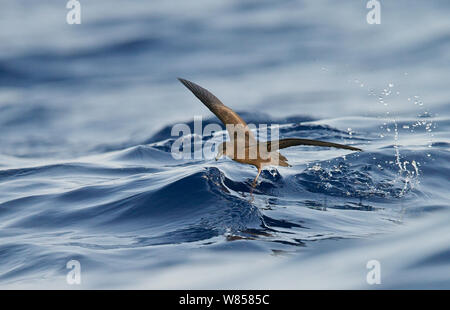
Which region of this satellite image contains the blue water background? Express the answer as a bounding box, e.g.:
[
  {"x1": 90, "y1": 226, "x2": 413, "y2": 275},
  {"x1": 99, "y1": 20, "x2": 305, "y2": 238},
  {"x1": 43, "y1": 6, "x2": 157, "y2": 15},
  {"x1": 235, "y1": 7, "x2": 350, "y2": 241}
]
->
[{"x1": 0, "y1": 0, "x2": 449, "y2": 288}]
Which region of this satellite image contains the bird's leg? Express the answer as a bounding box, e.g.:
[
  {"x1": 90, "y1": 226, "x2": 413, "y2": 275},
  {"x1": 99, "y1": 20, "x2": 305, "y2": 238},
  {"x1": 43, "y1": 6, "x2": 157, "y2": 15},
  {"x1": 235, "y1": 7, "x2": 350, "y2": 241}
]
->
[{"x1": 252, "y1": 168, "x2": 262, "y2": 188}]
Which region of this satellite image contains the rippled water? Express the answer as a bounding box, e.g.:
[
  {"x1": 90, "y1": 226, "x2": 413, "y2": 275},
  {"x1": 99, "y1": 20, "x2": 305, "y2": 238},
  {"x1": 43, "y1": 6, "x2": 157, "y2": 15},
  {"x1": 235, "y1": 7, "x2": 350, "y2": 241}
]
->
[{"x1": 0, "y1": 0, "x2": 449, "y2": 288}]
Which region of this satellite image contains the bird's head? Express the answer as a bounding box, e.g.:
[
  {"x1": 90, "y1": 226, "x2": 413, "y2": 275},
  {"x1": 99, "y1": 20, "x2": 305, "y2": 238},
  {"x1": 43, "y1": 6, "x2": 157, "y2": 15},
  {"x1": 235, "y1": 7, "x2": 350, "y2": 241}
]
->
[{"x1": 215, "y1": 142, "x2": 226, "y2": 161}]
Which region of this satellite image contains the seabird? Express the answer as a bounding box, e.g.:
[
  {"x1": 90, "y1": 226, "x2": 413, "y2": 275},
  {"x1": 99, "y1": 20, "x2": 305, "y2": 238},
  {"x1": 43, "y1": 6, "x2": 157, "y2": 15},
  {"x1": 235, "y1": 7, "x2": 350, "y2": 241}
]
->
[{"x1": 178, "y1": 78, "x2": 362, "y2": 187}]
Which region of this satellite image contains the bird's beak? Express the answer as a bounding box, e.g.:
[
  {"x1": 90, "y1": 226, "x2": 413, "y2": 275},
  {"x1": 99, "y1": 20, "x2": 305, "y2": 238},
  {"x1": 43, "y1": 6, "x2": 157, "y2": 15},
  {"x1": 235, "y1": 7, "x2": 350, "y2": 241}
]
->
[{"x1": 215, "y1": 152, "x2": 222, "y2": 161}]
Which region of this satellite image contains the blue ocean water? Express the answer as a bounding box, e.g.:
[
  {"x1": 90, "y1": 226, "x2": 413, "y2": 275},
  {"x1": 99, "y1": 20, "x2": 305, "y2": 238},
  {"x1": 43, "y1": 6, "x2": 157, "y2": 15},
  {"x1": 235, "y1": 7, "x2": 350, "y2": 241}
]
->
[{"x1": 0, "y1": 0, "x2": 449, "y2": 288}]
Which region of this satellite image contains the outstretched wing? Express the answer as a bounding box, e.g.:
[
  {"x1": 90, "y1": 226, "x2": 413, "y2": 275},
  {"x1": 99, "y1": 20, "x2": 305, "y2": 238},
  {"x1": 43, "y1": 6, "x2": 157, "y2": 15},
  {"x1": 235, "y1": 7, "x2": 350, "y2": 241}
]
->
[
  {"x1": 266, "y1": 138, "x2": 362, "y2": 152},
  {"x1": 178, "y1": 78, "x2": 256, "y2": 144}
]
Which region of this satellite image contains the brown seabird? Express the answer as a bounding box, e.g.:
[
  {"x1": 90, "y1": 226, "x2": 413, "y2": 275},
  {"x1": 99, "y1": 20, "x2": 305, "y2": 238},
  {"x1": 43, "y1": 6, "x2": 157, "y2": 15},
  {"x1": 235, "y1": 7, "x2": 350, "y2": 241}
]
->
[{"x1": 178, "y1": 78, "x2": 362, "y2": 187}]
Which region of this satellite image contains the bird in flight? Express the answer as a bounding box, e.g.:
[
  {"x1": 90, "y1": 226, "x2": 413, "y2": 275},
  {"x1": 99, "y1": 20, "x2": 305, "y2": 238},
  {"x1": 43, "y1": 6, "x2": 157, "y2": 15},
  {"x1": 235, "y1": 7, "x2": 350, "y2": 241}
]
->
[{"x1": 178, "y1": 78, "x2": 362, "y2": 187}]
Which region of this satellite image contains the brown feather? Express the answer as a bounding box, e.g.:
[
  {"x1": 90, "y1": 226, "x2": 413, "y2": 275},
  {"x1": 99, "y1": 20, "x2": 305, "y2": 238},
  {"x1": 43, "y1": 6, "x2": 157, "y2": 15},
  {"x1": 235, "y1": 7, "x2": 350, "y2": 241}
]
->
[
  {"x1": 266, "y1": 138, "x2": 362, "y2": 152},
  {"x1": 178, "y1": 78, "x2": 256, "y2": 144},
  {"x1": 178, "y1": 77, "x2": 363, "y2": 178}
]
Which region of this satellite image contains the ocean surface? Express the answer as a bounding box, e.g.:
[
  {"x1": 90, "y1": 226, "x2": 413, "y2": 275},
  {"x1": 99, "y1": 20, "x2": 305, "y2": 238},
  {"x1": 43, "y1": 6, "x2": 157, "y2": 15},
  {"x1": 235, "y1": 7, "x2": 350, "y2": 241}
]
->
[{"x1": 0, "y1": 0, "x2": 449, "y2": 289}]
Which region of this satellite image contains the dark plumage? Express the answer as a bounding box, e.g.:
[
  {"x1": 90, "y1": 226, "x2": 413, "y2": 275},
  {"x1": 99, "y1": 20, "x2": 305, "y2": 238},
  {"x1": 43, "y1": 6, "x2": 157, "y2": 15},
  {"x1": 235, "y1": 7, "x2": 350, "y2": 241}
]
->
[{"x1": 178, "y1": 78, "x2": 362, "y2": 186}]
